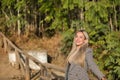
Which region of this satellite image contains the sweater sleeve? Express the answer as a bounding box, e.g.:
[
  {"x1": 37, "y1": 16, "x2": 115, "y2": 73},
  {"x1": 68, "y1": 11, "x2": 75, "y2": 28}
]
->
[
  {"x1": 65, "y1": 62, "x2": 70, "y2": 80},
  {"x1": 86, "y1": 48, "x2": 105, "y2": 80}
]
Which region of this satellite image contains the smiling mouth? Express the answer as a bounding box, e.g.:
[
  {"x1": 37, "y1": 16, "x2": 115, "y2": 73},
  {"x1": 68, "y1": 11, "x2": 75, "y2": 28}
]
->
[{"x1": 76, "y1": 40, "x2": 81, "y2": 43}]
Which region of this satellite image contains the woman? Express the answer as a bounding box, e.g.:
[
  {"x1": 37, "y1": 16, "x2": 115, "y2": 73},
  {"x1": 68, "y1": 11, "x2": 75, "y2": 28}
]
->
[{"x1": 65, "y1": 30, "x2": 106, "y2": 80}]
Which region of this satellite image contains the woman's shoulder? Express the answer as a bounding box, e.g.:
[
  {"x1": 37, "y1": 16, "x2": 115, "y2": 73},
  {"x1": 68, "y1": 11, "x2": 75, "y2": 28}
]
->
[
  {"x1": 85, "y1": 48, "x2": 94, "y2": 60},
  {"x1": 86, "y1": 47, "x2": 93, "y2": 52},
  {"x1": 85, "y1": 47, "x2": 93, "y2": 55}
]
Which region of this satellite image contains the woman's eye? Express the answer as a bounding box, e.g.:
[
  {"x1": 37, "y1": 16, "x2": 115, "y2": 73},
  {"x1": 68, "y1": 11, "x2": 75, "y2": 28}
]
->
[
  {"x1": 75, "y1": 36, "x2": 83, "y2": 39},
  {"x1": 79, "y1": 36, "x2": 83, "y2": 38}
]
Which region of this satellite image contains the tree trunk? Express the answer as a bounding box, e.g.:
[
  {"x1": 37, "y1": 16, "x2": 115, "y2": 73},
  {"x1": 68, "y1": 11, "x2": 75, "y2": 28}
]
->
[
  {"x1": 109, "y1": 16, "x2": 113, "y2": 31},
  {"x1": 17, "y1": 0, "x2": 21, "y2": 36},
  {"x1": 113, "y1": 2, "x2": 118, "y2": 31},
  {"x1": 17, "y1": 10, "x2": 21, "y2": 36}
]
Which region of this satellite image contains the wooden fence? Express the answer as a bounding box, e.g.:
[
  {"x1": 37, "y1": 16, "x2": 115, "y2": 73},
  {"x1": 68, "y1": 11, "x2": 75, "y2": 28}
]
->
[{"x1": 0, "y1": 32, "x2": 65, "y2": 80}]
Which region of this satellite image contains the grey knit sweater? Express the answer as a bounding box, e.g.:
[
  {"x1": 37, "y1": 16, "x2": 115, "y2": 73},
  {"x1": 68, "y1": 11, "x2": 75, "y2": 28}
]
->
[{"x1": 65, "y1": 48, "x2": 104, "y2": 80}]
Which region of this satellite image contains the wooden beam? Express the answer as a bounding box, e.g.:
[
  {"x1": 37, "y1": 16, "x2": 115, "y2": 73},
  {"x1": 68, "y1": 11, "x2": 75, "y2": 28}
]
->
[
  {"x1": 44, "y1": 63, "x2": 65, "y2": 73},
  {"x1": 0, "y1": 32, "x2": 22, "y2": 53},
  {"x1": 25, "y1": 57, "x2": 30, "y2": 80},
  {"x1": 31, "y1": 71, "x2": 40, "y2": 80}
]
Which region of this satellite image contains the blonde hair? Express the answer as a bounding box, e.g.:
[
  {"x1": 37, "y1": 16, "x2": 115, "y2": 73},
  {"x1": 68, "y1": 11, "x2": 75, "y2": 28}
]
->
[{"x1": 67, "y1": 30, "x2": 89, "y2": 67}]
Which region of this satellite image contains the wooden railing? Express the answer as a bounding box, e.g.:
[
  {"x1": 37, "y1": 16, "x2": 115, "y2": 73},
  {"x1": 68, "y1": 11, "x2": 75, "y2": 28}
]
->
[{"x1": 0, "y1": 32, "x2": 65, "y2": 80}]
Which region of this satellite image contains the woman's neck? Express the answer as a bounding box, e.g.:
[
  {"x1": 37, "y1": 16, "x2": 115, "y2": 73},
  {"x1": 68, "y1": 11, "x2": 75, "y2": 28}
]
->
[{"x1": 76, "y1": 45, "x2": 81, "y2": 50}]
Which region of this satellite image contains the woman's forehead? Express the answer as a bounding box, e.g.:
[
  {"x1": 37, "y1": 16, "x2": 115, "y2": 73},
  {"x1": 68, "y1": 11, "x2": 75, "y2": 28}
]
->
[{"x1": 76, "y1": 32, "x2": 84, "y2": 35}]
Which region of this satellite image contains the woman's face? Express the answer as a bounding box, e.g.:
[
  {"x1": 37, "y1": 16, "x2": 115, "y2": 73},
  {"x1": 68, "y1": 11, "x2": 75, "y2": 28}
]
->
[{"x1": 75, "y1": 32, "x2": 86, "y2": 46}]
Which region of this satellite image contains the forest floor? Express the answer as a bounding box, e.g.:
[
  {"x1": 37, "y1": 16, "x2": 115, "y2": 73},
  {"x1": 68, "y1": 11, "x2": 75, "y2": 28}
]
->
[
  {"x1": 0, "y1": 34, "x2": 97, "y2": 80},
  {"x1": 0, "y1": 48, "x2": 23, "y2": 80}
]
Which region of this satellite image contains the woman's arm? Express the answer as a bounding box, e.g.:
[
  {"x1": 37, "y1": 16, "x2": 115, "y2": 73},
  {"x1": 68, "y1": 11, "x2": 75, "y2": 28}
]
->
[
  {"x1": 101, "y1": 77, "x2": 107, "y2": 80},
  {"x1": 86, "y1": 48, "x2": 105, "y2": 80}
]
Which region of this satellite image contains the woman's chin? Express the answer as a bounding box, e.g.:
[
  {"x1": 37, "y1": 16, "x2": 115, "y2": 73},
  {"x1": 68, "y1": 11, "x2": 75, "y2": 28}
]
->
[
  {"x1": 76, "y1": 43, "x2": 82, "y2": 46},
  {"x1": 76, "y1": 42, "x2": 84, "y2": 46}
]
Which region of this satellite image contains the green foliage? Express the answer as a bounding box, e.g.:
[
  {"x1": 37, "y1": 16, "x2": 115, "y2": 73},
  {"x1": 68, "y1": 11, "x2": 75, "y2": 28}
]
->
[
  {"x1": 1, "y1": 0, "x2": 15, "y2": 9},
  {"x1": 14, "y1": 0, "x2": 26, "y2": 11},
  {"x1": 1, "y1": 0, "x2": 27, "y2": 35},
  {"x1": 61, "y1": 28, "x2": 74, "y2": 54},
  {"x1": 104, "y1": 32, "x2": 120, "y2": 79}
]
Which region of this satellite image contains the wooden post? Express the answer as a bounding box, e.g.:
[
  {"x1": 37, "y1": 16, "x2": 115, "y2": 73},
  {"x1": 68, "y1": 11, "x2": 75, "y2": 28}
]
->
[
  {"x1": 25, "y1": 57, "x2": 30, "y2": 80},
  {"x1": 0, "y1": 35, "x2": 3, "y2": 48},
  {"x1": 15, "y1": 49, "x2": 25, "y2": 75},
  {"x1": 15, "y1": 50, "x2": 19, "y2": 69},
  {"x1": 3, "y1": 37, "x2": 7, "y2": 53}
]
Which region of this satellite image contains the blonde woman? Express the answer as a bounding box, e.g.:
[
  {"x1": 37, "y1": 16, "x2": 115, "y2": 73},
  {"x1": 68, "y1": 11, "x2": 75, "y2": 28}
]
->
[{"x1": 65, "y1": 30, "x2": 106, "y2": 80}]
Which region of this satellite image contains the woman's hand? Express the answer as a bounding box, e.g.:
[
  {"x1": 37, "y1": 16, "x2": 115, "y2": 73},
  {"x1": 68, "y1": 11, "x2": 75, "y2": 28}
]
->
[{"x1": 101, "y1": 77, "x2": 107, "y2": 80}]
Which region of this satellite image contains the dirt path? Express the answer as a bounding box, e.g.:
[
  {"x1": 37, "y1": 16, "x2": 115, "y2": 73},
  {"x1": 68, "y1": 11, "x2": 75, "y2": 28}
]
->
[{"x1": 0, "y1": 49, "x2": 23, "y2": 80}]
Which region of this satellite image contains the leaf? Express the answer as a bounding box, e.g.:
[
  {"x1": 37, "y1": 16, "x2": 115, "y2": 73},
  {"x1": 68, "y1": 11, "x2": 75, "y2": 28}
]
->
[
  {"x1": 14, "y1": 0, "x2": 26, "y2": 10},
  {"x1": 62, "y1": 0, "x2": 69, "y2": 9},
  {"x1": 85, "y1": 1, "x2": 95, "y2": 10},
  {"x1": 44, "y1": 15, "x2": 53, "y2": 22}
]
